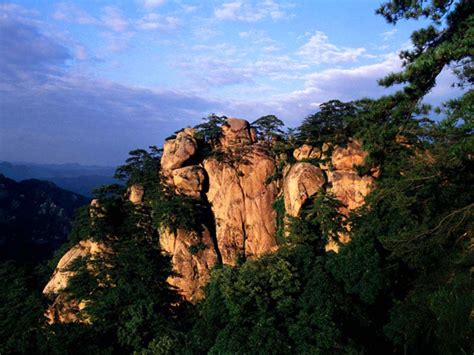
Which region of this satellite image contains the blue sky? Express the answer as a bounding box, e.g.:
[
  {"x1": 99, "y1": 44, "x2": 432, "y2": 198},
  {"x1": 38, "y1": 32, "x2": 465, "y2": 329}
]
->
[{"x1": 0, "y1": 1, "x2": 461, "y2": 165}]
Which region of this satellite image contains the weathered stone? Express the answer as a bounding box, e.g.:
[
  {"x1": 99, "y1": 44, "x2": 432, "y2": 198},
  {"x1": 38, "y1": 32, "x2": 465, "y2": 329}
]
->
[
  {"x1": 327, "y1": 171, "x2": 374, "y2": 214},
  {"x1": 44, "y1": 295, "x2": 90, "y2": 324},
  {"x1": 161, "y1": 128, "x2": 198, "y2": 173},
  {"x1": 172, "y1": 166, "x2": 206, "y2": 198},
  {"x1": 43, "y1": 240, "x2": 109, "y2": 296},
  {"x1": 89, "y1": 198, "x2": 106, "y2": 218},
  {"x1": 331, "y1": 140, "x2": 367, "y2": 171},
  {"x1": 43, "y1": 239, "x2": 110, "y2": 324},
  {"x1": 160, "y1": 226, "x2": 218, "y2": 302},
  {"x1": 220, "y1": 118, "x2": 254, "y2": 148},
  {"x1": 204, "y1": 145, "x2": 278, "y2": 264},
  {"x1": 293, "y1": 144, "x2": 321, "y2": 161},
  {"x1": 283, "y1": 163, "x2": 326, "y2": 217},
  {"x1": 128, "y1": 184, "x2": 144, "y2": 204}
]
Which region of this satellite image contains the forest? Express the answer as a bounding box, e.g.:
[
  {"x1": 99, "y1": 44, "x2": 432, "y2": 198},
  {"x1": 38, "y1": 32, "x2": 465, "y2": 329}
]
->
[{"x1": 1, "y1": 1, "x2": 472, "y2": 354}]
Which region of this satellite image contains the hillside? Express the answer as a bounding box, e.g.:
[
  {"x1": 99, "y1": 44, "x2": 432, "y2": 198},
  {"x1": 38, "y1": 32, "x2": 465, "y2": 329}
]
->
[
  {"x1": 0, "y1": 162, "x2": 117, "y2": 197},
  {"x1": 0, "y1": 175, "x2": 89, "y2": 262}
]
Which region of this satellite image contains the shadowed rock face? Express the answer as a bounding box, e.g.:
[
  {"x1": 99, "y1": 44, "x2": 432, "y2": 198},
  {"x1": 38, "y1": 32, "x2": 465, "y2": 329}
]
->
[{"x1": 44, "y1": 118, "x2": 376, "y2": 317}]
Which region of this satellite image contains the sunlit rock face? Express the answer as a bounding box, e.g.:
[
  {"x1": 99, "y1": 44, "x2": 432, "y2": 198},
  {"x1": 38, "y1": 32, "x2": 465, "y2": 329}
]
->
[
  {"x1": 172, "y1": 166, "x2": 206, "y2": 198},
  {"x1": 283, "y1": 162, "x2": 326, "y2": 217},
  {"x1": 44, "y1": 118, "x2": 377, "y2": 314},
  {"x1": 219, "y1": 117, "x2": 255, "y2": 148},
  {"x1": 158, "y1": 127, "x2": 219, "y2": 302},
  {"x1": 327, "y1": 140, "x2": 374, "y2": 215},
  {"x1": 160, "y1": 226, "x2": 218, "y2": 302},
  {"x1": 43, "y1": 238, "x2": 110, "y2": 324},
  {"x1": 128, "y1": 184, "x2": 144, "y2": 204},
  {"x1": 161, "y1": 128, "x2": 198, "y2": 173},
  {"x1": 204, "y1": 145, "x2": 278, "y2": 265},
  {"x1": 293, "y1": 144, "x2": 322, "y2": 161}
]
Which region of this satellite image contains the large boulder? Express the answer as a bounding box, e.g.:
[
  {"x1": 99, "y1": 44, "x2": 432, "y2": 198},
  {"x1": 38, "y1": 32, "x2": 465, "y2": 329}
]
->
[
  {"x1": 204, "y1": 145, "x2": 278, "y2": 264},
  {"x1": 161, "y1": 128, "x2": 198, "y2": 173},
  {"x1": 283, "y1": 162, "x2": 326, "y2": 217}
]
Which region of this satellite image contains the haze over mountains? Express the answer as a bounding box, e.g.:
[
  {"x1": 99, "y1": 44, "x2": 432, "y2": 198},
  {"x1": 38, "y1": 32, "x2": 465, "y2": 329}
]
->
[{"x1": 0, "y1": 161, "x2": 117, "y2": 197}]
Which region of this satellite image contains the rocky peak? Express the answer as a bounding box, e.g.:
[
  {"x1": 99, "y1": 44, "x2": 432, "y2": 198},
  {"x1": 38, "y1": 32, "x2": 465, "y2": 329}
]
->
[
  {"x1": 161, "y1": 128, "x2": 198, "y2": 173},
  {"x1": 220, "y1": 117, "x2": 255, "y2": 148},
  {"x1": 44, "y1": 118, "x2": 377, "y2": 314}
]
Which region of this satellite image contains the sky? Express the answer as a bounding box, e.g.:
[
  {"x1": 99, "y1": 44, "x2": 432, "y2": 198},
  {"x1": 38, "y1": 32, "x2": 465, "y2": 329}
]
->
[{"x1": 0, "y1": 0, "x2": 462, "y2": 165}]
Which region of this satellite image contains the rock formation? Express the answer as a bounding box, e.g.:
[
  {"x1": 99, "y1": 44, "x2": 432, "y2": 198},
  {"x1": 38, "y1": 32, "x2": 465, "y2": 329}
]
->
[
  {"x1": 161, "y1": 128, "x2": 198, "y2": 173},
  {"x1": 44, "y1": 118, "x2": 377, "y2": 320},
  {"x1": 159, "y1": 118, "x2": 278, "y2": 299},
  {"x1": 283, "y1": 163, "x2": 326, "y2": 217},
  {"x1": 43, "y1": 239, "x2": 110, "y2": 324}
]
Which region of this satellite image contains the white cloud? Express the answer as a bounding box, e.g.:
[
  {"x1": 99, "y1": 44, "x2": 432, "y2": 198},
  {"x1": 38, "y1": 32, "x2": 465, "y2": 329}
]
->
[
  {"x1": 181, "y1": 5, "x2": 198, "y2": 13},
  {"x1": 52, "y1": 3, "x2": 98, "y2": 25},
  {"x1": 381, "y1": 28, "x2": 398, "y2": 41},
  {"x1": 140, "y1": 0, "x2": 166, "y2": 9},
  {"x1": 271, "y1": 53, "x2": 402, "y2": 118},
  {"x1": 297, "y1": 31, "x2": 365, "y2": 64},
  {"x1": 100, "y1": 32, "x2": 134, "y2": 53},
  {"x1": 214, "y1": 0, "x2": 289, "y2": 22},
  {"x1": 136, "y1": 13, "x2": 180, "y2": 31},
  {"x1": 101, "y1": 6, "x2": 129, "y2": 32}
]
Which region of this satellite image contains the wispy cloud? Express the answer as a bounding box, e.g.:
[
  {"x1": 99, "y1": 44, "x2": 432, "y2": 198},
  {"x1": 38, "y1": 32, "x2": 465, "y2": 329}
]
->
[
  {"x1": 381, "y1": 28, "x2": 398, "y2": 41},
  {"x1": 101, "y1": 6, "x2": 129, "y2": 32},
  {"x1": 0, "y1": 8, "x2": 223, "y2": 164},
  {"x1": 297, "y1": 31, "x2": 365, "y2": 64},
  {"x1": 214, "y1": 0, "x2": 290, "y2": 22},
  {"x1": 52, "y1": 3, "x2": 98, "y2": 25},
  {"x1": 136, "y1": 13, "x2": 180, "y2": 31},
  {"x1": 139, "y1": 0, "x2": 167, "y2": 9},
  {"x1": 100, "y1": 31, "x2": 135, "y2": 53}
]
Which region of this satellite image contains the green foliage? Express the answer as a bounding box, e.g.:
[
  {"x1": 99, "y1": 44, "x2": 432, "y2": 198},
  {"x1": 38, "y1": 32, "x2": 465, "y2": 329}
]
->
[
  {"x1": 272, "y1": 196, "x2": 286, "y2": 244},
  {"x1": 194, "y1": 114, "x2": 227, "y2": 143},
  {"x1": 114, "y1": 146, "x2": 162, "y2": 192},
  {"x1": 287, "y1": 192, "x2": 346, "y2": 250},
  {"x1": 188, "y1": 241, "x2": 207, "y2": 255},
  {"x1": 64, "y1": 201, "x2": 184, "y2": 353},
  {"x1": 296, "y1": 100, "x2": 360, "y2": 146},
  {"x1": 376, "y1": 0, "x2": 473, "y2": 99},
  {"x1": 0, "y1": 261, "x2": 45, "y2": 354},
  {"x1": 251, "y1": 115, "x2": 285, "y2": 142},
  {"x1": 3, "y1": 2, "x2": 473, "y2": 354}
]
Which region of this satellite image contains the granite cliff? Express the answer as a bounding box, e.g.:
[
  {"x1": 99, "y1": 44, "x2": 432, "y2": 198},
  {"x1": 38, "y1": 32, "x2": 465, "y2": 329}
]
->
[{"x1": 43, "y1": 117, "x2": 376, "y2": 321}]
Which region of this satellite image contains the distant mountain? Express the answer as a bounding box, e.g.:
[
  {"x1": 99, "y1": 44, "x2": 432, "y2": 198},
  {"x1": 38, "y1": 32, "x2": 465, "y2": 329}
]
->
[
  {"x1": 0, "y1": 175, "x2": 89, "y2": 262},
  {"x1": 0, "y1": 162, "x2": 118, "y2": 196}
]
